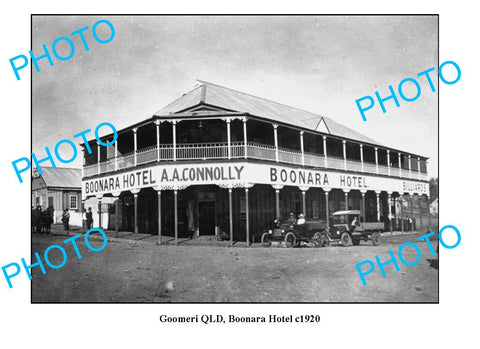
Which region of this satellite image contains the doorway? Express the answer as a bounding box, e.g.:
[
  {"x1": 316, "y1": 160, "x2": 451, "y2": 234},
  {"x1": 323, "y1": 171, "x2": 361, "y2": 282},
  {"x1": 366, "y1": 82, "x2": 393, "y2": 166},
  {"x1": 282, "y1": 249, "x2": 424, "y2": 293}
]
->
[{"x1": 198, "y1": 201, "x2": 216, "y2": 235}]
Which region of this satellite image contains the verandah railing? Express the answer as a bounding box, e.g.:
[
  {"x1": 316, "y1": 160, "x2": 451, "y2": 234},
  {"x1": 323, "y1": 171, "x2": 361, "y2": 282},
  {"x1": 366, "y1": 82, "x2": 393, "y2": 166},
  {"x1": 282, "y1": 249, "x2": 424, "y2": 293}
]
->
[{"x1": 83, "y1": 141, "x2": 427, "y2": 181}]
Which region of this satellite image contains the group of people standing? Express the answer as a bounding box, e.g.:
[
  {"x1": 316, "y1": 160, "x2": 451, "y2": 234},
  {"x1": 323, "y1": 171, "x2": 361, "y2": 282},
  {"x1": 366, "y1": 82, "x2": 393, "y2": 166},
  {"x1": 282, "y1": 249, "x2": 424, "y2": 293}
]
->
[
  {"x1": 64, "y1": 207, "x2": 94, "y2": 232},
  {"x1": 31, "y1": 206, "x2": 94, "y2": 235},
  {"x1": 31, "y1": 206, "x2": 54, "y2": 234}
]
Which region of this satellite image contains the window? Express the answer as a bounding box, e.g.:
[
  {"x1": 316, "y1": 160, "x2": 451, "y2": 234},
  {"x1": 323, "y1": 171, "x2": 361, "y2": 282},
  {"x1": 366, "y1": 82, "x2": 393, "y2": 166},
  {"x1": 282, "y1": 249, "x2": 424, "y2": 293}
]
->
[
  {"x1": 70, "y1": 195, "x2": 78, "y2": 210},
  {"x1": 35, "y1": 195, "x2": 42, "y2": 206},
  {"x1": 312, "y1": 200, "x2": 319, "y2": 218}
]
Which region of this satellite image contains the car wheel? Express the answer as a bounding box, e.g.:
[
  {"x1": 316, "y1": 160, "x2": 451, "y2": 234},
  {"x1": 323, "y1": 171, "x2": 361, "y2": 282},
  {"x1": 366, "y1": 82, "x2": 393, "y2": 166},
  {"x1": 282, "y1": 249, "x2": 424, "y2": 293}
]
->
[
  {"x1": 313, "y1": 232, "x2": 323, "y2": 247},
  {"x1": 261, "y1": 232, "x2": 272, "y2": 247},
  {"x1": 322, "y1": 234, "x2": 330, "y2": 247},
  {"x1": 371, "y1": 232, "x2": 381, "y2": 246},
  {"x1": 284, "y1": 232, "x2": 296, "y2": 248},
  {"x1": 340, "y1": 232, "x2": 352, "y2": 247}
]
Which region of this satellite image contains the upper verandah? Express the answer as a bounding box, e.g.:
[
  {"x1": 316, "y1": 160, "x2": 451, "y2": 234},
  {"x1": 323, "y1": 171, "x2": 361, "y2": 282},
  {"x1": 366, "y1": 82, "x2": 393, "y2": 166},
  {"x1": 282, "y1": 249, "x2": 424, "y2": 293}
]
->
[
  {"x1": 82, "y1": 81, "x2": 429, "y2": 180},
  {"x1": 88, "y1": 80, "x2": 427, "y2": 159}
]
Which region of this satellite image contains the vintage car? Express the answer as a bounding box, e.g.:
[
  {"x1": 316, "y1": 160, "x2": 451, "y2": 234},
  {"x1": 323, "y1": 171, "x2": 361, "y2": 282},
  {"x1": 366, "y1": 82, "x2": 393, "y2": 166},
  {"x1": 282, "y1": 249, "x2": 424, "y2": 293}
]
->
[
  {"x1": 323, "y1": 210, "x2": 384, "y2": 246},
  {"x1": 261, "y1": 218, "x2": 326, "y2": 248}
]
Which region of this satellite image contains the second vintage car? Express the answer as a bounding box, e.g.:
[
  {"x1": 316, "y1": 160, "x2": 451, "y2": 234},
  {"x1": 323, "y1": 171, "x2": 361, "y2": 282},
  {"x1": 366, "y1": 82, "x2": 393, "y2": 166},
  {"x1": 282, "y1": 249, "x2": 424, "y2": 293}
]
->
[{"x1": 322, "y1": 210, "x2": 384, "y2": 247}]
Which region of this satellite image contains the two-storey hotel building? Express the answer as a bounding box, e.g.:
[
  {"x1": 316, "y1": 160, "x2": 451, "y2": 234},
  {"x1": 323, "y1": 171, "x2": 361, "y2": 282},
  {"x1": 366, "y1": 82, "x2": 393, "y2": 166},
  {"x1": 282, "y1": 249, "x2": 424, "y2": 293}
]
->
[{"x1": 81, "y1": 81, "x2": 431, "y2": 244}]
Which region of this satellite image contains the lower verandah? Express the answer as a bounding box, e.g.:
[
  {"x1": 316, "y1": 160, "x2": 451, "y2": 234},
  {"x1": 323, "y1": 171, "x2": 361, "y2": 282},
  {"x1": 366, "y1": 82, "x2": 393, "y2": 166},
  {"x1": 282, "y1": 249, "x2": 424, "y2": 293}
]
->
[{"x1": 91, "y1": 184, "x2": 428, "y2": 242}]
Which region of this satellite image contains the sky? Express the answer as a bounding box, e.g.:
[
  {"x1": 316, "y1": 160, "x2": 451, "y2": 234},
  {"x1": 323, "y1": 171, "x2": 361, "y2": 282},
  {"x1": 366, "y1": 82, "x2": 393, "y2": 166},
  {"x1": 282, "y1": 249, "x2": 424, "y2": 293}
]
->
[{"x1": 32, "y1": 15, "x2": 438, "y2": 177}]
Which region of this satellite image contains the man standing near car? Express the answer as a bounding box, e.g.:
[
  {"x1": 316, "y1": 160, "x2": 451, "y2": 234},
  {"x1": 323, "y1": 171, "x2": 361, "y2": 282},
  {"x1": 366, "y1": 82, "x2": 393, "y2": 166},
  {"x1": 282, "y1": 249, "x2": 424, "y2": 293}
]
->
[{"x1": 350, "y1": 216, "x2": 360, "y2": 232}]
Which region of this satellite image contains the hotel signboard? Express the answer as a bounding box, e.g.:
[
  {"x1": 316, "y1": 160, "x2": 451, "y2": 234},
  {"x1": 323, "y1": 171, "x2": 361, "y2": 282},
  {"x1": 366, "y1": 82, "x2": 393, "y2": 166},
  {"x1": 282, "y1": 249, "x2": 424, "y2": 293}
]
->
[{"x1": 82, "y1": 162, "x2": 429, "y2": 198}]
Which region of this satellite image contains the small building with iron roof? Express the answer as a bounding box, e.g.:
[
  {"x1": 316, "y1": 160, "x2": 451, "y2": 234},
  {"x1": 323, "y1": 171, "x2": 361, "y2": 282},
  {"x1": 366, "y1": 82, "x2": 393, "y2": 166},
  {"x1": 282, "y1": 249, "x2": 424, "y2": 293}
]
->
[{"x1": 32, "y1": 167, "x2": 83, "y2": 226}]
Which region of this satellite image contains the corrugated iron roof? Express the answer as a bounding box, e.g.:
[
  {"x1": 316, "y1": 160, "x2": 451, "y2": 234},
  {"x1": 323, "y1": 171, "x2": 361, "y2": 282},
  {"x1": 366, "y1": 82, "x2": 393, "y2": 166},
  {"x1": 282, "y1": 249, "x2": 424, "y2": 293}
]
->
[
  {"x1": 154, "y1": 80, "x2": 382, "y2": 146},
  {"x1": 33, "y1": 167, "x2": 81, "y2": 189}
]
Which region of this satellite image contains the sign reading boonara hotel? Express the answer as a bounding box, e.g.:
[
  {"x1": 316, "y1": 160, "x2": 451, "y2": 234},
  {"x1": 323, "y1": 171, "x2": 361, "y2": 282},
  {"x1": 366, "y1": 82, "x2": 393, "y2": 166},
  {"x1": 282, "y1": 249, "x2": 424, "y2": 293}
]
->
[{"x1": 83, "y1": 162, "x2": 429, "y2": 197}]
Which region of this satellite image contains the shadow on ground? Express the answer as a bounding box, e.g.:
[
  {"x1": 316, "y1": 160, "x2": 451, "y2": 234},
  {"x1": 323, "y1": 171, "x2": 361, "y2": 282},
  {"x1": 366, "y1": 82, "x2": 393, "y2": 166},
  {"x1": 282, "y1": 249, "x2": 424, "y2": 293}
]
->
[{"x1": 426, "y1": 259, "x2": 439, "y2": 270}]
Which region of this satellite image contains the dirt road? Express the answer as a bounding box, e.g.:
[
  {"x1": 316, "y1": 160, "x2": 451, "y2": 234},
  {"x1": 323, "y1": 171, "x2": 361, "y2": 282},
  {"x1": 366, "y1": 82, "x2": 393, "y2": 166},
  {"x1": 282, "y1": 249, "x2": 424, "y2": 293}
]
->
[{"x1": 31, "y1": 232, "x2": 438, "y2": 303}]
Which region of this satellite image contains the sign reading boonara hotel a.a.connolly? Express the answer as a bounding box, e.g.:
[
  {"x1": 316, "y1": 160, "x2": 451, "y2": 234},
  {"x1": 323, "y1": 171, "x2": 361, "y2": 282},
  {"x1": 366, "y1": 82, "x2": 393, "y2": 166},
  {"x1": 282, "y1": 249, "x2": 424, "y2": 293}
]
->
[{"x1": 83, "y1": 162, "x2": 429, "y2": 198}]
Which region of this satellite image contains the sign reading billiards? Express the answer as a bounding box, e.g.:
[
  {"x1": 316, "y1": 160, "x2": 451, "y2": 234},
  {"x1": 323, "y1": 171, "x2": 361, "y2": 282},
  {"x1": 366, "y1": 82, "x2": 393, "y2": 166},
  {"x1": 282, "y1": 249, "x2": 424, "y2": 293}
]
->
[{"x1": 82, "y1": 162, "x2": 429, "y2": 198}]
